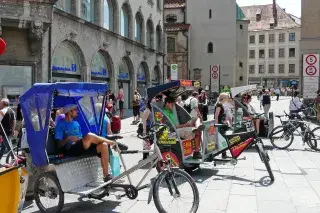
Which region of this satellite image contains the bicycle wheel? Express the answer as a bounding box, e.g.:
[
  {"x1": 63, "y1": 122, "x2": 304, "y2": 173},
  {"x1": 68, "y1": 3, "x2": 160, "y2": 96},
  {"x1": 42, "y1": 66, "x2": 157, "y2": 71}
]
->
[
  {"x1": 256, "y1": 141, "x2": 274, "y2": 181},
  {"x1": 305, "y1": 107, "x2": 317, "y2": 118},
  {"x1": 153, "y1": 168, "x2": 199, "y2": 213},
  {"x1": 269, "y1": 125, "x2": 294, "y2": 149},
  {"x1": 34, "y1": 172, "x2": 64, "y2": 213},
  {"x1": 310, "y1": 127, "x2": 320, "y2": 151}
]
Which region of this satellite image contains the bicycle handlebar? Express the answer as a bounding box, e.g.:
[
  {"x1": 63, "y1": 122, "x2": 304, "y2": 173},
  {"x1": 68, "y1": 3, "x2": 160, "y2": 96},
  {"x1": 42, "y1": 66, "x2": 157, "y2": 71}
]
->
[{"x1": 137, "y1": 124, "x2": 168, "y2": 140}]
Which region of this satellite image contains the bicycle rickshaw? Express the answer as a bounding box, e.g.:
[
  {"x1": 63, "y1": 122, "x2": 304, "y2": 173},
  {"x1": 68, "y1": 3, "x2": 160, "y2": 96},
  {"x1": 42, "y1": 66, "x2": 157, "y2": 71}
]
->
[
  {"x1": 20, "y1": 82, "x2": 199, "y2": 213},
  {"x1": 147, "y1": 81, "x2": 274, "y2": 181}
]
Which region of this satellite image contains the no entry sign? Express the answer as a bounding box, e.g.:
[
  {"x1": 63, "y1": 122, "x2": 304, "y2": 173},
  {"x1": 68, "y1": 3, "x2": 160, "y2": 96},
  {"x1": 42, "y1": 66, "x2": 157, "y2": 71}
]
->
[{"x1": 210, "y1": 65, "x2": 220, "y2": 92}]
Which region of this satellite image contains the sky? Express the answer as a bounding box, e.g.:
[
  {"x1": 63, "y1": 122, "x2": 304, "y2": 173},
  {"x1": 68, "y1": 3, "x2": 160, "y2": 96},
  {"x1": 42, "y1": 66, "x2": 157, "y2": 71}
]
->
[{"x1": 237, "y1": 0, "x2": 301, "y2": 17}]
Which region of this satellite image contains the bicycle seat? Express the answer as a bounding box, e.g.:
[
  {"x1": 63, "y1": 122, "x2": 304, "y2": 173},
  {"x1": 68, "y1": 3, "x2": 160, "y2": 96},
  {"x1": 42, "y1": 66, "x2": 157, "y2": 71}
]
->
[
  {"x1": 275, "y1": 115, "x2": 285, "y2": 118},
  {"x1": 105, "y1": 135, "x2": 123, "y2": 140}
]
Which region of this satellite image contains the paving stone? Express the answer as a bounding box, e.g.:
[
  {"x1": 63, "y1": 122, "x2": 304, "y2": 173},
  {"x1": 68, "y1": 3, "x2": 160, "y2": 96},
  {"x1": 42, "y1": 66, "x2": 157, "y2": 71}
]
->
[
  {"x1": 256, "y1": 186, "x2": 292, "y2": 202},
  {"x1": 257, "y1": 200, "x2": 297, "y2": 213},
  {"x1": 230, "y1": 183, "x2": 256, "y2": 196},
  {"x1": 282, "y1": 174, "x2": 311, "y2": 188},
  {"x1": 199, "y1": 189, "x2": 230, "y2": 211},
  {"x1": 226, "y1": 195, "x2": 257, "y2": 213},
  {"x1": 309, "y1": 181, "x2": 320, "y2": 197},
  {"x1": 288, "y1": 187, "x2": 320, "y2": 208}
]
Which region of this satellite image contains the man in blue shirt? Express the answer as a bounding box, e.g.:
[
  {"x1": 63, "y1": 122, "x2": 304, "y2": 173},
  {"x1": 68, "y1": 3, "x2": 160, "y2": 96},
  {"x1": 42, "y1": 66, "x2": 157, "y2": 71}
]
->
[{"x1": 55, "y1": 104, "x2": 116, "y2": 182}]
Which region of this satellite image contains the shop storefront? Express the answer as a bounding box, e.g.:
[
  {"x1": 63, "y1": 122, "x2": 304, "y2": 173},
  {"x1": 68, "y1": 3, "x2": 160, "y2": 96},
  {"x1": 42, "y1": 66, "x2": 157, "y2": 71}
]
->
[
  {"x1": 0, "y1": 65, "x2": 33, "y2": 108},
  {"x1": 51, "y1": 41, "x2": 84, "y2": 82},
  {"x1": 91, "y1": 51, "x2": 111, "y2": 83},
  {"x1": 152, "y1": 66, "x2": 161, "y2": 86},
  {"x1": 118, "y1": 57, "x2": 132, "y2": 109},
  {"x1": 137, "y1": 63, "x2": 148, "y2": 97}
]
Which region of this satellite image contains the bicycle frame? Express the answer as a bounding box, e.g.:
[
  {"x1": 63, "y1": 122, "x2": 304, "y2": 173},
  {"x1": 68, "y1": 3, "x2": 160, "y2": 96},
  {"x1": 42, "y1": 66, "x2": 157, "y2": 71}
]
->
[{"x1": 83, "y1": 139, "x2": 166, "y2": 196}]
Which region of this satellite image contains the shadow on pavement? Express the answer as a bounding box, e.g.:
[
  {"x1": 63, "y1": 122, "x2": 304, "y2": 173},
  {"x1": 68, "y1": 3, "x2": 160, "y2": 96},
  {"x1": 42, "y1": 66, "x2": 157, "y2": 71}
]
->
[
  {"x1": 24, "y1": 199, "x2": 123, "y2": 213},
  {"x1": 213, "y1": 173, "x2": 274, "y2": 187},
  {"x1": 191, "y1": 167, "x2": 218, "y2": 184}
]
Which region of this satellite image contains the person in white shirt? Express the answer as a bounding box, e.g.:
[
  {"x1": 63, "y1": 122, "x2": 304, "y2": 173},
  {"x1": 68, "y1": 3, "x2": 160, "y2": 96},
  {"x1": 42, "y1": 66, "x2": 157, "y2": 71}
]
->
[
  {"x1": 289, "y1": 91, "x2": 303, "y2": 118},
  {"x1": 186, "y1": 92, "x2": 202, "y2": 121},
  {"x1": 223, "y1": 95, "x2": 234, "y2": 126},
  {"x1": 275, "y1": 88, "x2": 280, "y2": 101}
]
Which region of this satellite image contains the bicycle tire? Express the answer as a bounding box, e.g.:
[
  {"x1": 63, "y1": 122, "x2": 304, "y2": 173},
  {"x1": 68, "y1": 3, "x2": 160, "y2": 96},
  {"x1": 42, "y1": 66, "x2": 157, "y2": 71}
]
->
[
  {"x1": 153, "y1": 168, "x2": 199, "y2": 213},
  {"x1": 269, "y1": 125, "x2": 294, "y2": 149},
  {"x1": 310, "y1": 127, "x2": 320, "y2": 151},
  {"x1": 256, "y1": 142, "x2": 274, "y2": 181},
  {"x1": 34, "y1": 172, "x2": 64, "y2": 213}
]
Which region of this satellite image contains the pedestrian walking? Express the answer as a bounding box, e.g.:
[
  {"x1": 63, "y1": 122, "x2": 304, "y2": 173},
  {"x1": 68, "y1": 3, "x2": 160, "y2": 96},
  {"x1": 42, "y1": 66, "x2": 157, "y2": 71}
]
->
[
  {"x1": 260, "y1": 89, "x2": 271, "y2": 120},
  {"x1": 141, "y1": 100, "x2": 154, "y2": 160},
  {"x1": 198, "y1": 90, "x2": 208, "y2": 121},
  {"x1": 275, "y1": 88, "x2": 280, "y2": 101},
  {"x1": 132, "y1": 90, "x2": 140, "y2": 124},
  {"x1": 117, "y1": 88, "x2": 125, "y2": 119},
  {"x1": 0, "y1": 98, "x2": 16, "y2": 161}
]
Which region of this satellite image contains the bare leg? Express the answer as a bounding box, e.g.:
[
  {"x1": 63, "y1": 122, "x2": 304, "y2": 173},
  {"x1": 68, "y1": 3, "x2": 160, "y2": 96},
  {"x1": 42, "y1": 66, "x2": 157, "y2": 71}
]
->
[
  {"x1": 255, "y1": 119, "x2": 260, "y2": 135},
  {"x1": 82, "y1": 133, "x2": 114, "y2": 148},
  {"x1": 96, "y1": 143, "x2": 109, "y2": 177},
  {"x1": 194, "y1": 132, "x2": 201, "y2": 152}
]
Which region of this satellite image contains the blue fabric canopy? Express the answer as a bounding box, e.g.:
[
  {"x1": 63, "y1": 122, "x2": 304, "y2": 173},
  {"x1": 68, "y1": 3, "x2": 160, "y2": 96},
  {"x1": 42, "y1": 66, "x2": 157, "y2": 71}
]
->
[{"x1": 20, "y1": 82, "x2": 108, "y2": 166}]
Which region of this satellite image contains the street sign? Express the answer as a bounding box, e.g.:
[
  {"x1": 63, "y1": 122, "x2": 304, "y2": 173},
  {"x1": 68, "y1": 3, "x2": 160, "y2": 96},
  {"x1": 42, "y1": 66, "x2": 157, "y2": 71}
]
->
[
  {"x1": 303, "y1": 54, "x2": 319, "y2": 77},
  {"x1": 210, "y1": 65, "x2": 220, "y2": 92},
  {"x1": 303, "y1": 76, "x2": 318, "y2": 99},
  {"x1": 171, "y1": 64, "x2": 178, "y2": 80},
  {"x1": 290, "y1": 80, "x2": 297, "y2": 85}
]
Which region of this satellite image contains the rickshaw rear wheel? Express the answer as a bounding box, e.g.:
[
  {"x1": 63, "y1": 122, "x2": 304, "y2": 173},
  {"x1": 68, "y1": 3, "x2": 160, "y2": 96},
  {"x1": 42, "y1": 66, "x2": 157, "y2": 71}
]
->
[
  {"x1": 34, "y1": 172, "x2": 64, "y2": 213},
  {"x1": 156, "y1": 148, "x2": 182, "y2": 173}
]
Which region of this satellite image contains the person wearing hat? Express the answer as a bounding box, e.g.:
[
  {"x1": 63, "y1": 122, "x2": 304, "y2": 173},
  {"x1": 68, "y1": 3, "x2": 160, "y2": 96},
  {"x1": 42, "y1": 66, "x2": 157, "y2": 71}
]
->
[
  {"x1": 163, "y1": 96, "x2": 204, "y2": 159},
  {"x1": 55, "y1": 104, "x2": 118, "y2": 182}
]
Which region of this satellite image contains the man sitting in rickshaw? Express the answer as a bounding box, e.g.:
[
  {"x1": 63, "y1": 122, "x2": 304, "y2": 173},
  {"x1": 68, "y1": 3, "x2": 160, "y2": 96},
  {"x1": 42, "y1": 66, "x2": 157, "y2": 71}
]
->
[
  {"x1": 162, "y1": 96, "x2": 205, "y2": 159},
  {"x1": 55, "y1": 104, "x2": 117, "y2": 182},
  {"x1": 241, "y1": 94, "x2": 264, "y2": 135}
]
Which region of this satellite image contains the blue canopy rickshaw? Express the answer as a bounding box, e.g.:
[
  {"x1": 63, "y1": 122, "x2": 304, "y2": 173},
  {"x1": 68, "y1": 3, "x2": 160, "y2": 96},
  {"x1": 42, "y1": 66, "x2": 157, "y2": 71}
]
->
[{"x1": 19, "y1": 82, "x2": 108, "y2": 167}]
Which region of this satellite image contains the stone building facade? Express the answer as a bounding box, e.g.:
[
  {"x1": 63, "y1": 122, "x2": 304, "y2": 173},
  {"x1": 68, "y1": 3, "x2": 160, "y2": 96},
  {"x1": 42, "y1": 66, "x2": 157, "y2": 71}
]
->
[
  {"x1": 164, "y1": 0, "x2": 249, "y2": 91},
  {"x1": 242, "y1": 3, "x2": 301, "y2": 88},
  {"x1": 0, "y1": 0, "x2": 165, "y2": 109}
]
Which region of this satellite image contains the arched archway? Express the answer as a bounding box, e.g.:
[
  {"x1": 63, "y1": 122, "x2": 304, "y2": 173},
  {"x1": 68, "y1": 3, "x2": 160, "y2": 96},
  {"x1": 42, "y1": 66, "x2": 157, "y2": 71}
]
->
[
  {"x1": 51, "y1": 40, "x2": 86, "y2": 82},
  {"x1": 103, "y1": 0, "x2": 119, "y2": 32},
  {"x1": 120, "y1": 2, "x2": 133, "y2": 39},
  {"x1": 137, "y1": 62, "x2": 150, "y2": 97},
  {"x1": 152, "y1": 66, "x2": 161, "y2": 85},
  {"x1": 90, "y1": 50, "x2": 114, "y2": 83},
  {"x1": 118, "y1": 56, "x2": 134, "y2": 108},
  {"x1": 146, "y1": 19, "x2": 154, "y2": 49},
  {"x1": 135, "y1": 11, "x2": 145, "y2": 44}
]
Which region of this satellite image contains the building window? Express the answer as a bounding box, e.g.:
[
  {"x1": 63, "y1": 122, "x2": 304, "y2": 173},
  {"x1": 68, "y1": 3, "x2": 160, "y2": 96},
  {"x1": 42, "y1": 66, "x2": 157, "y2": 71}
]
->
[
  {"x1": 249, "y1": 65, "x2": 255, "y2": 74},
  {"x1": 289, "y1": 64, "x2": 295, "y2": 73},
  {"x1": 121, "y1": 3, "x2": 132, "y2": 38},
  {"x1": 156, "y1": 25, "x2": 162, "y2": 51},
  {"x1": 269, "y1": 49, "x2": 275, "y2": 58},
  {"x1": 279, "y1": 33, "x2": 285, "y2": 42},
  {"x1": 279, "y1": 48, "x2": 285, "y2": 57},
  {"x1": 249, "y1": 35, "x2": 255, "y2": 44},
  {"x1": 104, "y1": 0, "x2": 115, "y2": 31},
  {"x1": 289, "y1": 48, "x2": 296, "y2": 57},
  {"x1": 269, "y1": 34, "x2": 275, "y2": 43},
  {"x1": 167, "y1": 37, "x2": 175, "y2": 52},
  {"x1": 249, "y1": 50, "x2": 255, "y2": 58},
  {"x1": 268, "y1": 64, "x2": 275, "y2": 73},
  {"x1": 240, "y1": 24, "x2": 243, "y2": 30},
  {"x1": 81, "y1": 0, "x2": 94, "y2": 22},
  {"x1": 146, "y1": 19, "x2": 154, "y2": 49},
  {"x1": 259, "y1": 65, "x2": 265, "y2": 73},
  {"x1": 239, "y1": 62, "x2": 243, "y2": 67},
  {"x1": 279, "y1": 64, "x2": 285, "y2": 73},
  {"x1": 259, "y1": 35, "x2": 265, "y2": 43},
  {"x1": 256, "y1": 14, "x2": 261, "y2": 21},
  {"x1": 259, "y1": 49, "x2": 265, "y2": 58},
  {"x1": 209, "y1": 9, "x2": 212, "y2": 19},
  {"x1": 207, "y1": 42, "x2": 213, "y2": 53},
  {"x1": 289, "y1": 33, "x2": 295, "y2": 41},
  {"x1": 135, "y1": 12, "x2": 143, "y2": 43}
]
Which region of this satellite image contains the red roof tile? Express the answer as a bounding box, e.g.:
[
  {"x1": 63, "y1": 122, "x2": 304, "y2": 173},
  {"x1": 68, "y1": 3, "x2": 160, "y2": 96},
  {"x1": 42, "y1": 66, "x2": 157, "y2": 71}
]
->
[
  {"x1": 165, "y1": 23, "x2": 190, "y2": 31},
  {"x1": 164, "y1": 0, "x2": 186, "y2": 8}
]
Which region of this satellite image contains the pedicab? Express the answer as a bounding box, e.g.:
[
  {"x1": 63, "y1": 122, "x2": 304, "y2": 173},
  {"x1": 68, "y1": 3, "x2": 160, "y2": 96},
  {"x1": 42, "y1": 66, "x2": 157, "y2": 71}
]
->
[
  {"x1": 0, "y1": 123, "x2": 28, "y2": 213},
  {"x1": 20, "y1": 82, "x2": 199, "y2": 213},
  {"x1": 147, "y1": 81, "x2": 274, "y2": 181}
]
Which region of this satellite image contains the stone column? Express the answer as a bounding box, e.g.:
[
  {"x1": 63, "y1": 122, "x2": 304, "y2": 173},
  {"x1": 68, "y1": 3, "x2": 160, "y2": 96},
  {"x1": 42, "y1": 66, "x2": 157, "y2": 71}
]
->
[{"x1": 93, "y1": 0, "x2": 104, "y2": 27}]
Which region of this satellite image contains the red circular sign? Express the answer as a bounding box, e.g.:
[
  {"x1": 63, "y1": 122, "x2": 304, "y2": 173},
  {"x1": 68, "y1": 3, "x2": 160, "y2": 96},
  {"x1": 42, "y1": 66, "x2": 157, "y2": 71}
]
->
[
  {"x1": 0, "y1": 38, "x2": 6, "y2": 56},
  {"x1": 306, "y1": 54, "x2": 317, "y2": 65},
  {"x1": 212, "y1": 72, "x2": 219, "y2": 79},
  {"x1": 211, "y1": 66, "x2": 218, "y2": 72},
  {"x1": 305, "y1": 66, "x2": 317, "y2": 76}
]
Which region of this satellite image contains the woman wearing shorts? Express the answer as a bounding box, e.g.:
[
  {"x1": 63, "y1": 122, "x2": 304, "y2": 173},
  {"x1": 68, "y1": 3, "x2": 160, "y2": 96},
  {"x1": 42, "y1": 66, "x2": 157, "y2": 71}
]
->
[
  {"x1": 117, "y1": 88, "x2": 125, "y2": 119},
  {"x1": 132, "y1": 90, "x2": 140, "y2": 123}
]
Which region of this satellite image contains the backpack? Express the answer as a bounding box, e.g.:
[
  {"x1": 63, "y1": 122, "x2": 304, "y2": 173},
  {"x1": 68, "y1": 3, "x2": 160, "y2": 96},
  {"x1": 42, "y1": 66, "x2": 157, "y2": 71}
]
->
[
  {"x1": 183, "y1": 98, "x2": 194, "y2": 113},
  {"x1": 262, "y1": 95, "x2": 271, "y2": 105}
]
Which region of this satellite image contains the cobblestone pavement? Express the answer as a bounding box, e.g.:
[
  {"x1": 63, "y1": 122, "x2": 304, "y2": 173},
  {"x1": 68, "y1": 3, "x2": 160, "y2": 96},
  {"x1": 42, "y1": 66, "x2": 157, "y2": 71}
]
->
[{"x1": 22, "y1": 96, "x2": 320, "y2": 213}]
